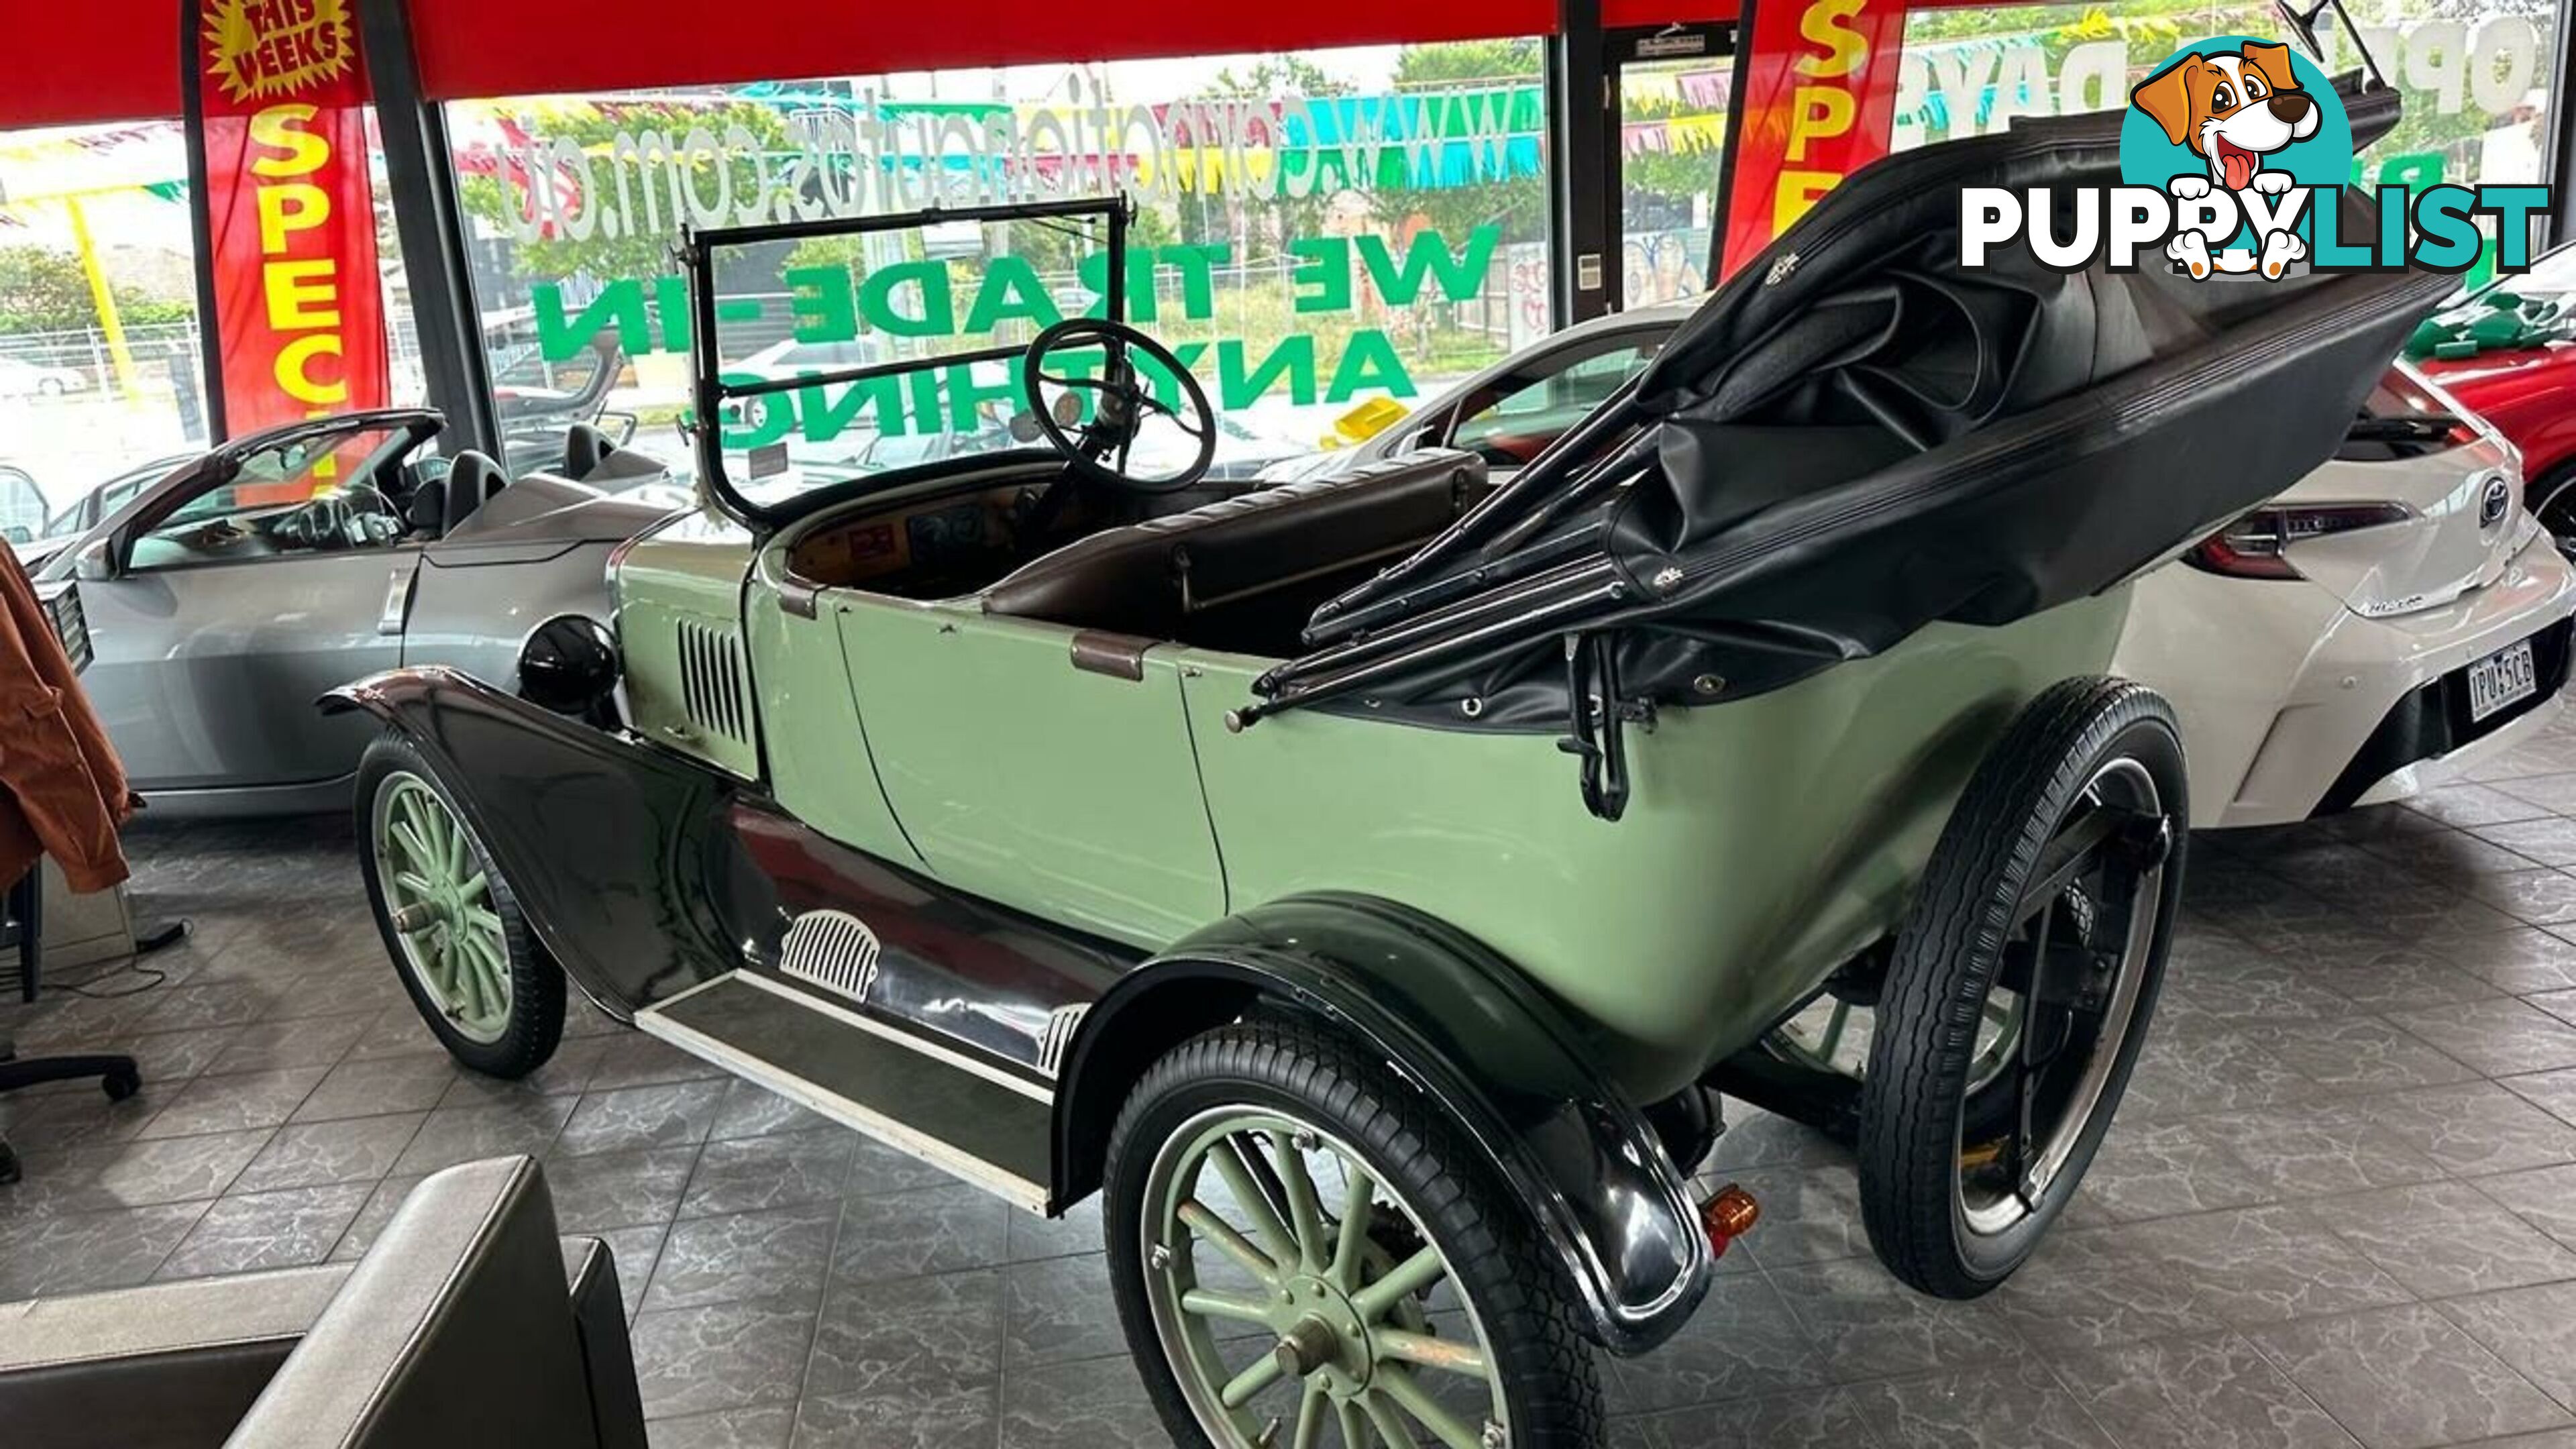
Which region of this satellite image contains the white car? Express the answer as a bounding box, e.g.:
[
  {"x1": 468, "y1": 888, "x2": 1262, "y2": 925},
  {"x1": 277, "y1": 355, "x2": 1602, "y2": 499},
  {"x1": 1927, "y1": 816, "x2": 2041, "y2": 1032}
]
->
[
  {"x1": 1286, "y1": 303, "x2": 2576, "y2": 828},
  {"x1": 0, "y1": 356, "x2": 91, "y2": 398}
]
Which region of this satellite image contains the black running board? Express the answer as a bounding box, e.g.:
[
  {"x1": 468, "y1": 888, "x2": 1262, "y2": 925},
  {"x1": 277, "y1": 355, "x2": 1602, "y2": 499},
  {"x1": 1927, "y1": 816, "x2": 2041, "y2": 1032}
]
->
[{"x1": 636, "y1": 972, "x2": 1054, "y2": 1211}]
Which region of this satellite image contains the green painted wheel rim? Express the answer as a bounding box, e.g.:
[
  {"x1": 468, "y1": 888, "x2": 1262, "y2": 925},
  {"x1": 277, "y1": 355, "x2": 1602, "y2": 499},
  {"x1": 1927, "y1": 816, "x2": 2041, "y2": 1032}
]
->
[
  {"x1": 1140, "y1": 1106, "x2": 1509, "y2": 1449},
  {"x1": 372, "y1": 771, "x2": 513, "y2": 1045},
  {"x1": 1768, "y1": 987, "x2": 2025, "y2": 1092}
]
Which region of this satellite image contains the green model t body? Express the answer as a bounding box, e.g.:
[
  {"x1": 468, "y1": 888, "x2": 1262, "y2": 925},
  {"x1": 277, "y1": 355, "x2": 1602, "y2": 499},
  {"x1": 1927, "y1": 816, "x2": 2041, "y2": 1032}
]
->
[{"x1": 329, "y1": 103, "x2": 2449, "y2": 1447}]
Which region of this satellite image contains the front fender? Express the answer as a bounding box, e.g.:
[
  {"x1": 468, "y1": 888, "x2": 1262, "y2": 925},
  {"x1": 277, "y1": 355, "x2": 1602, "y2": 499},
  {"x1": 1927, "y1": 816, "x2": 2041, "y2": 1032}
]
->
[
  {"x1": 1055, "y1": 892, "x2": 1711, "y2": 1355},
  {"x1": 323, "y1": 667, "x2": 742, "y2": 1014}
]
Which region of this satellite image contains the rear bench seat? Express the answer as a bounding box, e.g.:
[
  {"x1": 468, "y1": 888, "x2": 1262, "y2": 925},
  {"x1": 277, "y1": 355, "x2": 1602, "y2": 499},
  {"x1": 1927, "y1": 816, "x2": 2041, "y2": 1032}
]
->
[{"x1": 981, "y1": 449, "x2": 1486, "y2": 644}]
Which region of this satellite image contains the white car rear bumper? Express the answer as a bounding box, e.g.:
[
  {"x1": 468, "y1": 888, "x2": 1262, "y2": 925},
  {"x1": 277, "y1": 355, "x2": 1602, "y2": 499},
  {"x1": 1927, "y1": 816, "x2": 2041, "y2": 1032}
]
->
[{"x1": 2118, "y1": 532, "x2": 2576, "y2": 829}]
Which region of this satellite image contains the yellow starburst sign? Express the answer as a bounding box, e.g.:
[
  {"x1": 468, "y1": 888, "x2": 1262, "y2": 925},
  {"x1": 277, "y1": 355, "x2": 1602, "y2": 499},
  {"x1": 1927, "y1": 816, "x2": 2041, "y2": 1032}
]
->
[{"x1": 202, "y1": 0, "x2": 356, "y2": 105}]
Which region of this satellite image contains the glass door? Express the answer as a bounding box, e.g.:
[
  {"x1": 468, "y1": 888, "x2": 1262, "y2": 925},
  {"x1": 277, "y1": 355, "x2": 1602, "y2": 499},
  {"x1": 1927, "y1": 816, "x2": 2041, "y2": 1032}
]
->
[{"x1": 1608, "y1": 23, "x2": 1736, "y2": 311}]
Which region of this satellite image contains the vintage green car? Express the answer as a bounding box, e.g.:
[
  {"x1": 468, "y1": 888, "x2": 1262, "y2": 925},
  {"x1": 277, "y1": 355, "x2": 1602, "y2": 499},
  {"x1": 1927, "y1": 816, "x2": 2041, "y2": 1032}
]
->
[{"x1": 328, "y1": 113, "x2": 2445, "y2": 1448}]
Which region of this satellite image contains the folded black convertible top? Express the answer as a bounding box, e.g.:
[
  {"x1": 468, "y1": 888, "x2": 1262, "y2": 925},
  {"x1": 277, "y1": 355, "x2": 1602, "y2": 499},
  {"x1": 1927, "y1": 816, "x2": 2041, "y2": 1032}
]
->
[{"x1": 1247, "y1": 89, "x2": 2452, "y2": 735}]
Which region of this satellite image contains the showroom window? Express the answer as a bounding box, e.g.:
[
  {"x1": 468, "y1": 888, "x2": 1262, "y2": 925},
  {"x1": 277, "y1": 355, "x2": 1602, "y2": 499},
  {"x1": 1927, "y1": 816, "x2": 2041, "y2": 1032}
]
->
[
  {"x1": 0, "y1": 117, "x2": 426, "y2": 538},
  {"x1": 441, "y1": 41, "x2": 1554, "y2": 482}
]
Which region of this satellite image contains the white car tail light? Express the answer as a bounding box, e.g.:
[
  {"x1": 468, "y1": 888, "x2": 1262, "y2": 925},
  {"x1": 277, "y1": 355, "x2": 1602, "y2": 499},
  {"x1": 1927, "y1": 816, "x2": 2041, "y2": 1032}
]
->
[{"x1": 2184, "y1": 503, "x2": 2412, "y2": 581}]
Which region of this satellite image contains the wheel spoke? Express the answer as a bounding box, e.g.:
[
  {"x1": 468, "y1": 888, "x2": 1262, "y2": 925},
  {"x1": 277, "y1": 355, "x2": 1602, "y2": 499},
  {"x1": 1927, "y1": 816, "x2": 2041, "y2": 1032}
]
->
[
  {"x1": 1337, "y1": 1399, "x2": 1369, "y2": 1449},
  {"x1": 1352, "y1": 1246, "x2": 1448, "y2": 1322},
  {"x1": 1177, "y1": 1287, "x2": 1273, "y2": 1326},
  {"x1": 1376, "y1": 1328, "x2": 1489, "y2": 1381},
  {"x1": 390, "y1": 819, "x2": 437, "y2": 874},
  {"x1": 463, "y1": 906, "x2": 505, "y2": 938},
  {"x1": 1210, "y1": 1135, "x2": 1298, "y2": 1272},
  {"x1": 1330, "y1": 1162, "x2": 1377, "y2": 1289},
  {"x1": 458, "y1": 871, "x2": 490, "y2": 906},
  {"x1": 1291, "y1": 1381, "x2": 1329, "y2": 1449},
  {"x1": 1362, "y1": 1391, "x2": 1418, "y2": 1449},
  {"x1": 1179, "y1": 1199, "x2": 1283, "y2": 1286},
  {"x1": 390, "y1": 871, "x2": 437, "y2": 906},
  {"x1": 1375, "y1": 1367, "x2": 1483, "y2": 1449},
  {"x1": 1218, "y1": 1351, "x2": 1285, "y2": 1409},
  {"x1": 1817, "y1": 998, "x2": 1852, "y2": 1063},
  {"x1": 1269, "y1": 1129, "x2": 1328, "y2": 1272}
]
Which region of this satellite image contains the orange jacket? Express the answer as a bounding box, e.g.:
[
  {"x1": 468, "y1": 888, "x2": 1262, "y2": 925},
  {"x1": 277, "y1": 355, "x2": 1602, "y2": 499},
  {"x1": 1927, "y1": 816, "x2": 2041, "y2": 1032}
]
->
[{"x1": 0, "y1": 546, "x2": 131, "y2": 894}]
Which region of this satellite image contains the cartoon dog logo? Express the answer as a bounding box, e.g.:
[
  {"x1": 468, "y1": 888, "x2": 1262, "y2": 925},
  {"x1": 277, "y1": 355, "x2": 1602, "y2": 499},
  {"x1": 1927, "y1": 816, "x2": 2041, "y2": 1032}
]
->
[{"x1": 2130, "y1": 41, "x2": 2321, "y2": 279}]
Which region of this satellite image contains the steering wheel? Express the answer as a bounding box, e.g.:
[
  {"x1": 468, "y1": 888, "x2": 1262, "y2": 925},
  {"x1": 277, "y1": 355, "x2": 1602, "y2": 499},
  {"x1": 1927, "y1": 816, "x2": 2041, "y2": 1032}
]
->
[
  {"x1": 1022, "y1": 318, "x2": 1218, "y2": 494},
  {"x1": 274, "y1": 485, "x2": 400, "y2": 551}
]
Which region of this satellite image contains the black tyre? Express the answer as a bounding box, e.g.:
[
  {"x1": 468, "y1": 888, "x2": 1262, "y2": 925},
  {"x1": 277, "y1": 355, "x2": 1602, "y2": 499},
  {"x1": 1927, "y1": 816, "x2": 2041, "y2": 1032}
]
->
[
  {"x1": 1860, "y1": 678, "x2": 2185, "y2": 1299},
  {"x1": 2528, "y1": 460, "x2": 2576, "y2": 545},
  {"x1": 354, "y1": 731, "x2": 565, "y2": 1078},
  {"x1": 1106, "y1": 1018, "x2": 1601, "y2": 1449}
]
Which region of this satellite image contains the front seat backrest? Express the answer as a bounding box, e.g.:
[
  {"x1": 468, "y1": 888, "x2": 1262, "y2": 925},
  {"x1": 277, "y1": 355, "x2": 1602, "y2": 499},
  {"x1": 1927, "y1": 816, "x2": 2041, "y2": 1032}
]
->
[
  {"x1": 443, "y1": 451, "x2": 507, "y2": 532},
  {"x1": 564, "y1": 423, "x2": 612, "y2": 481}
]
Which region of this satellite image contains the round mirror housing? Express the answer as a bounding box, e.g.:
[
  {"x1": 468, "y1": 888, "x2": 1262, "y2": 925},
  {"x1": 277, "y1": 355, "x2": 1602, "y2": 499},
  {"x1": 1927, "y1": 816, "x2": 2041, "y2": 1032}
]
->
[{"x1": 518, "y1": 613, "x2": 621, "y2": 716}]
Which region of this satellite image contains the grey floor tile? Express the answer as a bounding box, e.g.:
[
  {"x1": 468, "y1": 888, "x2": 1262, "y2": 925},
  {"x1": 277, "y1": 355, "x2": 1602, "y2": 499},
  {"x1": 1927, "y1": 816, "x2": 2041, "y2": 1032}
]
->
[
  {"x1": 2477, "y1": 1163, "x2": 2576, "y2": 1250},
  {"x1": 708, "y1": 1078, "x2": 834, "y2": 1142},
  {"x1": 2116, "y1": 1205, "x2": 2413, "y2": 1328},
  {"x1": 136, "y1": 1066, "x2": 325, "y2": 1138},
  {"x1": 0, "y1": 1201, "x2": 209, "y2": 1299},
  {"x1": 4, "y1": 1127, "x2": 271, "y2": 1213},
  {"x1": 806, "y1": 1267, "x2": 1001, "y2": 1401},
  {"x1": 1768, "y1": 1254, "x2": 2027, "y2": 1381},
  {"x1": 2502, "y1": 1068, "x2": 2576, "y2": 1128},
  {"x1": 833, "y1": 1181, "x2": 1011, "y2": 1285},
  {"x1": 2244, "y1": 1017, "x2": 2482, "y2": 1095},
  {"x1": 2434, "y1": 1279, "x2": 2576, "y2": 1413},
  {"x1": 155, "y1": 1181, "x2": 372, "y2": 1280},
  {"x1": 204, "y1": 1012, "x2": 377, "y2": 1075},
  {"x1": 2249, "y1": 1303, "x2": 2573, "y2": 1449},
  {"x1": 292, "y1": 1053, "x2": 462, "y2": 1122},
  {"x1": 588, "y1": 1035, "x2": 733, "y2": 1093},
  {"x1": 996, "y1": 1355, "x2": 1162, "y2": 1449},
  {"x1": 1608, "y1": 1271, "x2": 1830, "y2": 1411},
  {"x1": 1000, "y1": 1252, "x2": 1128, "y2": 1371},
  {"x1": 390, "y1": 1097, "x2": 576, "y2": 1176},
  {"x1": 589, "y1": 1222, "x2": 667, "y2": 1323},
  {"x1": 2455, "y1": 929, "x2": 2576, "y2": 994},
  {"x1": 556, "y1": 1079, "x2": 731, "y2": 1157},
  {"x1": 2330, "y1": 1081, "x2": 2576, "y2": 1176},
  {"x1": 682, "y1": 1130, "x2": 855, "y2": 1220},
  {"x1": 545, "y1": 1145, "x2": 700, "y2": 1233},
  {"x1": 1005, "y1": 1196, "x2": 1099, "y2": 1263},
  {"x1": 232, "y1": 1113, "x2": 426, "y2": 1193},
  {"x1": 1990, "y1": 1228, "x2": 2221, "y2": 1352},
  {"x1": 645, "y1": 1201, "x2": 843, "y2": 1312},
  {"x1": 2306, "y1": 1179, "x2": 2576, "y2": 1297},
  {"x1": 2049, "y1": 1330, "x2": 2359, "y2": 1449},
  {"x1": 439, "y1": 1036, "x2": 613, "y2": 1105},
  {"x1": 1615, "y1": 1384, "x2": 1880, "y2": 1448},
  {"x1": 791, "y1": 1383, "x2": 996, "y2": 1449},
  {"x1": 2473, "y1": 818, "x2": 2576, "y2": 869},
  {"x1": 631, "y1": 1296, "x2": 816, "y2": 1420},
  {"x1": 645, "y1": 1404, "x2": 796, "y2": 1449},
  {"x1": 2387, "y1": 998, "x2": 2576, "y2": 1077},
  {"x1": 1843, "y1": 1360, "x2": 2114, "y2": 1449},
  {"x1": 2172, "y1": 1102, "x2": 2447, "y2": 1201}
]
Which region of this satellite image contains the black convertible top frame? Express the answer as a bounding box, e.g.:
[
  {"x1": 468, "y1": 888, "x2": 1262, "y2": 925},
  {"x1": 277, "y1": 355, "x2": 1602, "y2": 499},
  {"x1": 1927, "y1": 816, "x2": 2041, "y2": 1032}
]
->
[{"x1": 681, "y1": 195, "x2": 1132, "y2": 533}]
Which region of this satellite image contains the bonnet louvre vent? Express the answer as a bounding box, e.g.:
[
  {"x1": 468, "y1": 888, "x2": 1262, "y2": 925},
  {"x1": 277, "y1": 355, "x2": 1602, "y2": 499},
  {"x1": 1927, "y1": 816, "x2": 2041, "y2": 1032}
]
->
[
  {"x1": 778, "y1": 910, "x2": 883, "y2": 1003},
  {"x1": 676, "y1": 619, "x2": 751, "y2": 745}
]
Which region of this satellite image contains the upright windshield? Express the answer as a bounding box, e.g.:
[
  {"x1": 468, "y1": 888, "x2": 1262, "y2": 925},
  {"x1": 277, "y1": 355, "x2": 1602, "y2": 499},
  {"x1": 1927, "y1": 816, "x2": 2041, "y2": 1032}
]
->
[{"x1": 686, "y1": 198, "x2": 1137, "y2": 523}]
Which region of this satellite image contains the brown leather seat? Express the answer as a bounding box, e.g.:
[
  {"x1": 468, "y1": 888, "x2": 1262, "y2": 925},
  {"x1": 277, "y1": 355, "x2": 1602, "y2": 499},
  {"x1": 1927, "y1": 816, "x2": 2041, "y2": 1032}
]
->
[{"x1": 983, "y1": 449, "x2": 1486, "y2": 639}]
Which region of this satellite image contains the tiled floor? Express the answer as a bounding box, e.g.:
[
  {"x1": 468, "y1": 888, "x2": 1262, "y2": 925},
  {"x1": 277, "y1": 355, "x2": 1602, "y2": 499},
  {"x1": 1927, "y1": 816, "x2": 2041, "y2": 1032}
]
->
[{"x1": 13, "y1": 727, "x2": 2576, "y2": 1449}]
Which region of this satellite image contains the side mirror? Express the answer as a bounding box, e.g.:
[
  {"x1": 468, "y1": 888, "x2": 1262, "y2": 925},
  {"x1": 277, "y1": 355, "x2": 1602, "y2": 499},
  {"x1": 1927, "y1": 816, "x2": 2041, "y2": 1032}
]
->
[
  {"x1": 74, "y1": 538, "x2": 115, "y2": 582},
  {"x1": 1, "y1": 525, "x2": 30, "y2": 546}
]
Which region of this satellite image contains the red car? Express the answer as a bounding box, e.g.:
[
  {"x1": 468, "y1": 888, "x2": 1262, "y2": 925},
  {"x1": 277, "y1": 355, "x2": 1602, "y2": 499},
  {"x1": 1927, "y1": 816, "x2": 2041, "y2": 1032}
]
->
[{"x1": 2412, "y1": 243, "x2": 2576, "y2": 535}]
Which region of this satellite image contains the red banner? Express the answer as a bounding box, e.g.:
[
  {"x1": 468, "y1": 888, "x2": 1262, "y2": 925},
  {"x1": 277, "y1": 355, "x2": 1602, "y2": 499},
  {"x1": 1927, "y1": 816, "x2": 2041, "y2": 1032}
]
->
[
  {"x1": 1718, "y1": 0, "x2": 1906, "y2": 280},
  {"x1": 188, "y1": 0, "x2": 386, "y2": 476}
]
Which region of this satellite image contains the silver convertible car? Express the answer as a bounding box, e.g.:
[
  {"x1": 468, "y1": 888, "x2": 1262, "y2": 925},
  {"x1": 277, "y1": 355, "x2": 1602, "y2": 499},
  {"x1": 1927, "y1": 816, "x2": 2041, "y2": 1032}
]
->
[{"x1": 32, "y1": 410, "x2": 672, "y2": 816}]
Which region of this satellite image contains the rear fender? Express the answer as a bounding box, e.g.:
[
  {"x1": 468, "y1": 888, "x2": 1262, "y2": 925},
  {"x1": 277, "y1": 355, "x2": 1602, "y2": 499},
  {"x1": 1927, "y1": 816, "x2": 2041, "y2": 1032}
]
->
[
  {"x1": 1054, "y1": 892, "x2": 1711, "y2": 1355},
  {"x1": 321, "y1": 667, "x2": 741, "y2": 1014}
]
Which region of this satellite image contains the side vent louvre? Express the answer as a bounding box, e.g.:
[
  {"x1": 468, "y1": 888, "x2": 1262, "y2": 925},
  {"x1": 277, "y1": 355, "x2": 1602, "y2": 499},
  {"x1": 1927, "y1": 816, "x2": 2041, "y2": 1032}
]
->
[
  {"x1": 1036, "y1": 1004, "x2": 1089, "y2": 1078},
  {"x1": 675, "y1": 618, "x2": 751, "y2": 745},
  {"x1": 779, "y1": 910, "x2": 883, "y2": 1004}
]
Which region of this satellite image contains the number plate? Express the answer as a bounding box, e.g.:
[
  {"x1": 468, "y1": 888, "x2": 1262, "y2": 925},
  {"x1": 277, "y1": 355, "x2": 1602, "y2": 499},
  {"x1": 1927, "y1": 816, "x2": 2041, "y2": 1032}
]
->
[{"x1": 2467, "y1": 638, "x2": 2540, "y2": 722}]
